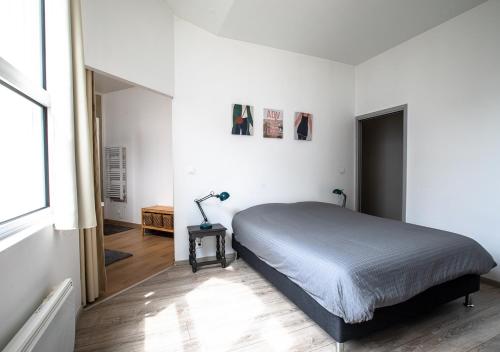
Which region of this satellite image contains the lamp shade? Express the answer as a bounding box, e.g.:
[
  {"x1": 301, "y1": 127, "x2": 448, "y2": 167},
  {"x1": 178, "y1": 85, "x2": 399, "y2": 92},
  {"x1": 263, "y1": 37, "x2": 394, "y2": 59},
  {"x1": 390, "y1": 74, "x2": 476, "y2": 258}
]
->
[{"x1": 218, "y1": 192, "x2": 230, "y2": 201}]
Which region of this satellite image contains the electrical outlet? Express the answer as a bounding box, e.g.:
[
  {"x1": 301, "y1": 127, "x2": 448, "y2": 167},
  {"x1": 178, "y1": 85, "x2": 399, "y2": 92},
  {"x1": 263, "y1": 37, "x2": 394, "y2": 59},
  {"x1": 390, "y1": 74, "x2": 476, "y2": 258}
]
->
[{"x1": 196, "y1": 239, "x2": 203, "y2": 254}]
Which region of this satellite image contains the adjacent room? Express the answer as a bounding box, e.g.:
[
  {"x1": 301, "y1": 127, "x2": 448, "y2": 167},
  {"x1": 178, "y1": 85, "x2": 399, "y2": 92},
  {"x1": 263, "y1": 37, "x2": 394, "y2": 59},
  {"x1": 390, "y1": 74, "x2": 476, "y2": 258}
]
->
[
  {"x1": 93, "y1": 72, "x2": 175, "y2": 300},
  {"x1": 0, "y1": 0, "x2": 499, "y2": 351}
]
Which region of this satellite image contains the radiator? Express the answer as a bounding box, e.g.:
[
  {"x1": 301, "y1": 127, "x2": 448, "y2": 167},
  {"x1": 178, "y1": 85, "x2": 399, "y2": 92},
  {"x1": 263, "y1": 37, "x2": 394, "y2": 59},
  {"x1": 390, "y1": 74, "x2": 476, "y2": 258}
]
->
[
  {"x1": 2, "y1": 279, "x2": 75, "y2": 352},
  {"x1": 104, "y1": 146, "x2": 127, "y2": 201}
]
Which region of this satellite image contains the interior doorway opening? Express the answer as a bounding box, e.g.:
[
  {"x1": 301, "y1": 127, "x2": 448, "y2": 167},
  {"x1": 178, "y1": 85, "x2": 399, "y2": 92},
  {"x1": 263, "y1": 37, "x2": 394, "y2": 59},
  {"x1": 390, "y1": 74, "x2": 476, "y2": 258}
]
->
[
  {"x1": 93, "y1": 71, "x2": 175, "y2": 301},
  {"x1": 356, "y1": 105, "x2": 407, "y2": 221}
]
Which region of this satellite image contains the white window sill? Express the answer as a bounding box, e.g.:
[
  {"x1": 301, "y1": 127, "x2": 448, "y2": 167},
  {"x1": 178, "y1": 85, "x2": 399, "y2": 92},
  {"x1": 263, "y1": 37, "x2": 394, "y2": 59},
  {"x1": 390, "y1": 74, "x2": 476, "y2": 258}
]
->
[{"x1": 0, "y1": 208, "x2": 54, "y2": 253}]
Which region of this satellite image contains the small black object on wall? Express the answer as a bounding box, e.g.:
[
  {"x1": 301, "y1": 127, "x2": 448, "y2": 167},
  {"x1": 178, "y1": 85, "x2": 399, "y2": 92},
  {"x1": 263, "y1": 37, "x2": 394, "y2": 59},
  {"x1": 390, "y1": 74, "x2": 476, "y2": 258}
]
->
[{"x1": 333, "y1": 189, "x2": 347, "y2": 208}]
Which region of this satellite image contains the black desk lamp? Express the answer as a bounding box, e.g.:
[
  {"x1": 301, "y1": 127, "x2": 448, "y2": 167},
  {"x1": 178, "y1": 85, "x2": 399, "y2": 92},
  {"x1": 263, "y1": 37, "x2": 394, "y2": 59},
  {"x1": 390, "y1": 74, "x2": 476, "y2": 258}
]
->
[
  {"x1": 333, "y1": 189, "x2": 347, "y2": 208},
  {"x1": 195, "y1": 191, "x2": 230, "y2": 230}
]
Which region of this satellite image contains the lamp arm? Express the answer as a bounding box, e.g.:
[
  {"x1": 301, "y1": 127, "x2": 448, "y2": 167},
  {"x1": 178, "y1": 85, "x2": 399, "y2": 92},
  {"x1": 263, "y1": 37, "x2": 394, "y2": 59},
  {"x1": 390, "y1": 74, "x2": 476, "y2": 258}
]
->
[
  {"x1": 195, "y1": 200, "x2": 209, "y2": 223},
  {"x1": 194, "y1": 192, "x2": 217, "y2": 223},
  {"x1": 195, "y1": 192, "x2": 215, "y2": 203}
]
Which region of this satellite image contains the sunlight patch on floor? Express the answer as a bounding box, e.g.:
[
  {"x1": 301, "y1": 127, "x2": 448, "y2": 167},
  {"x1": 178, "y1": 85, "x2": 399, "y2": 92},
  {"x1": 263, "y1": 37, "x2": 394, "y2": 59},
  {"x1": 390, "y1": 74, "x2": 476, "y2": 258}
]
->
[
  {"x1": 144, "y1": 303, "x2": 184, "y2": 352},
  {"x1": 137, "y1": 268, "x2": 304, "y2": 351},
  {"x1": 185, "y1": 276, "x2": 268, "y2": 351},
  {"x1": 261, "y1": 317, "x2": 294, "y2": 351}
]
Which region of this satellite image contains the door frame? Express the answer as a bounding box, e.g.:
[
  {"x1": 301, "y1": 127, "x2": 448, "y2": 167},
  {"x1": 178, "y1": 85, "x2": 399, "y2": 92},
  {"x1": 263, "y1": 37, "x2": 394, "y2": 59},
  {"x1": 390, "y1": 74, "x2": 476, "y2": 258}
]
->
[{"x1": 355, "y1": 104, "x2": 408, "y2": 221}]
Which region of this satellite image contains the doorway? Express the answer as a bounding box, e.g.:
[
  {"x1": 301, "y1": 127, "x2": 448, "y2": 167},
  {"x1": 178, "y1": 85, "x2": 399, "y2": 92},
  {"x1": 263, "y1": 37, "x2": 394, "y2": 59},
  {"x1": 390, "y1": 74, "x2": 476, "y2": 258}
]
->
[
  {"x1": 92, "y1": 71, "x2": 175, "y2": 301},
  {"x1": 356, "y1": 105, "x2": 407, "y2": 221}
]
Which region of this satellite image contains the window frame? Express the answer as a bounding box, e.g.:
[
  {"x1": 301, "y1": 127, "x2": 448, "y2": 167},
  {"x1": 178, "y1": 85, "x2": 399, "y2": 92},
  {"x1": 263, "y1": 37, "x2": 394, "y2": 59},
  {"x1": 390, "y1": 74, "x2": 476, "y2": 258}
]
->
[{"x1": 0, "y1": 0, "x2": 51, "y2": 232}]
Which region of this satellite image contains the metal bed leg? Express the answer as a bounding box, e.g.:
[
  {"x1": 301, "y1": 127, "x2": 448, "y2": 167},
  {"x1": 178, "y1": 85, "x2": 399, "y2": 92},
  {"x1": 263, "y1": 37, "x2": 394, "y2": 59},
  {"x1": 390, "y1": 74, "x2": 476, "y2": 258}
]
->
[
  {"x1": 464, "y1": 294, "x2": 474, "y2": 308},
  {"x1": 336, "y1": 342, "x2": 344, "y2": 352}
]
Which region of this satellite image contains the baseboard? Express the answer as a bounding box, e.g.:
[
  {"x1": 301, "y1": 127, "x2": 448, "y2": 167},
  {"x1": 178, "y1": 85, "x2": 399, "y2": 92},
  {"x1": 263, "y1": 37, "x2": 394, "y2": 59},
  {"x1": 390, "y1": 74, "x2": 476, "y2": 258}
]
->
[
  {"x1": 104, "y1": 219, "x2": 140, "y2": 228},
  {"x1": 175, "y1": 252, "x2": 237, "y2": 266},
  {"x1": 481, "y1": 276, "x2": 500, "y2": 288}
]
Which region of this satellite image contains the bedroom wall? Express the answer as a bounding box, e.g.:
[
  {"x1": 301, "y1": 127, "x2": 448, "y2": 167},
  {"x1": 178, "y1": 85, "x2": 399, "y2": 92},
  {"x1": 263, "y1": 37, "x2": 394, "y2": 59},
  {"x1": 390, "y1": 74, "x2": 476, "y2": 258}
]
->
[
  {"x1": 102, "y1": 87, "x2": 174, "y2": 224},
  {"x1": 0, "y1": 227, "x2": 81, "y2": 349},
  {"x1": 0, "y1": 0, "x2": 82, "y2": 348},
  {"x1": 173, "y1": 18, "x2": 355, "y2": 261},
  {"x1": 355, "y1": 0, "x2": 500, "y2": 280},
  {"x1": 81, "y1": 0, "x2": 175, "y2": 96}
]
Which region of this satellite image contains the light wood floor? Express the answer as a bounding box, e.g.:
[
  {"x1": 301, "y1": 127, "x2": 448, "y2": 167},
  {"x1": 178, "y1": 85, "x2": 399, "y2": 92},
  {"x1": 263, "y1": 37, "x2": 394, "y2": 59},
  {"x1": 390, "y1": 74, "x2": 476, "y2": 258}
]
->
[
  {"x1": 102, "y1": 225, "x2": 174, "y2": 300},
  {"x1": 76, "y1": 260, "x2": 500, "y2": 352}
]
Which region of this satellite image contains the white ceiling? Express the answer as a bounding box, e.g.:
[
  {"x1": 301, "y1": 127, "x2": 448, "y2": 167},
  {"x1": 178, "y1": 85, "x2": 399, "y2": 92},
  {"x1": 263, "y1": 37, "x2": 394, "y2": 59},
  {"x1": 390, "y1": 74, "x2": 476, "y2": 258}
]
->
[
  {"x1": 165, "y1": 0, "x2": 486, "y2": 64},
  {"x1": 94, "y1": 72, "x2": 134, "y2": 94}
]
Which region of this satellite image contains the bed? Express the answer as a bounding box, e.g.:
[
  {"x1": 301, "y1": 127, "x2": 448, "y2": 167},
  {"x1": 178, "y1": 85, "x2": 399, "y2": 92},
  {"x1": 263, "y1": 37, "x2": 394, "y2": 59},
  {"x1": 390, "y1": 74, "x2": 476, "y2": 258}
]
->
[{"x1": 231, "y1": 202, "x2": 496, "y2": 350}]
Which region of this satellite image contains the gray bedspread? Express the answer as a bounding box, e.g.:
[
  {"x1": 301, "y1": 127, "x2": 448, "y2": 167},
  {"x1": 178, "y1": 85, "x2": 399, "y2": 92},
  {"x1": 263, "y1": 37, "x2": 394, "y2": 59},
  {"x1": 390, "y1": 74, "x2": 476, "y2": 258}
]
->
[{"x1": 232, "y1": 202, "x2": 496, "y2": 323}]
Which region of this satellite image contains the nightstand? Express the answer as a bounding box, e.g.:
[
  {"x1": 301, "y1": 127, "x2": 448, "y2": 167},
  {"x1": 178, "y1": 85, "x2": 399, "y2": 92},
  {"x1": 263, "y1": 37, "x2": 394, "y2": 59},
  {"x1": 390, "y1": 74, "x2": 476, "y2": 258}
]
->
[{"x1": 187, "y1": 223, "x2": 227, "y2": 273}]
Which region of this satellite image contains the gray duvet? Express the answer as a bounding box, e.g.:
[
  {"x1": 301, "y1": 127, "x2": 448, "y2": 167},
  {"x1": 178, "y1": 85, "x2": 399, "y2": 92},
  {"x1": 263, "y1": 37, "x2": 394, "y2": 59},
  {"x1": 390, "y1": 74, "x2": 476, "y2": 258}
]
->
[{"x1": 232, "y1": 202, "x2": 496, "y2": 323}]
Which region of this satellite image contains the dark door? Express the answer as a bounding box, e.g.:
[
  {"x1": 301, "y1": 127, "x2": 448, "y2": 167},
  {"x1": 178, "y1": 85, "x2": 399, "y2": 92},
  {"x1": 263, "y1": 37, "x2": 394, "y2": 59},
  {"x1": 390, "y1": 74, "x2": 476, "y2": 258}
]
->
[{"x1": 359, "y1": 111, "x2": 404, "y2": 220}]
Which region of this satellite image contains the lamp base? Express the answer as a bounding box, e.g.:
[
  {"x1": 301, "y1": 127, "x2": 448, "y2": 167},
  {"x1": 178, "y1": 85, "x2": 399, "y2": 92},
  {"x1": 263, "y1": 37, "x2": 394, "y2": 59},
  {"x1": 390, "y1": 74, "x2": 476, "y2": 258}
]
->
[{"x1": 200, "y1": 222, "x2": 213, "y2": 230}]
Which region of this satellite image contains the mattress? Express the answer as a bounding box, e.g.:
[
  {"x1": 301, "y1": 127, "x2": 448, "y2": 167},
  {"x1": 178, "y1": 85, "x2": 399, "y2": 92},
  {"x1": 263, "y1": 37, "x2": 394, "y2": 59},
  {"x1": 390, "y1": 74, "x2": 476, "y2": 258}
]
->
[{"x1": 231, "y1": 202, "x2": 496, "y2": 323}]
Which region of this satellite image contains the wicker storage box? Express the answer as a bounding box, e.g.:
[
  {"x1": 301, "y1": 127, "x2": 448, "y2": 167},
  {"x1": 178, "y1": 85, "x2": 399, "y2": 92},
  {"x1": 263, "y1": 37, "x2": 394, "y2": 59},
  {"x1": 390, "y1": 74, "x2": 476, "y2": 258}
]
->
[
  {"x1": 152, "y1": 213, "x2": 163, "y2": 228},
  {"x1": 143, "y1": 213, "x2": 153, "y2": 226},
  {"x1": 162, "y1": 214, "x2": 174, "y2": 229}
]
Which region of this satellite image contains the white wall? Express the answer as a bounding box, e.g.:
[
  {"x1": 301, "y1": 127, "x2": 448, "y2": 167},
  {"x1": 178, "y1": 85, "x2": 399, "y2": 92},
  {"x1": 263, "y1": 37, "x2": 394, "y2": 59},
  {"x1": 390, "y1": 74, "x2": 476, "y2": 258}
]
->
[
  {"x1": 355, "y1": 0, "x2": 500, "y2": 280},
  {"x1": 0, "y1": 226, "x2": 81, "y2": 349},
  {"x1": 0, "y1": 0, "x2": 82, "y2": 348},
  {"x1": 81, "y1": 0, "x2": 175, "y2": 96},
  {"x1": 102, "y1": 87, "x2": 174, "y2": 224},
  {"x1": 173, "y1": 18, "x2": 355, "y2": 261}
]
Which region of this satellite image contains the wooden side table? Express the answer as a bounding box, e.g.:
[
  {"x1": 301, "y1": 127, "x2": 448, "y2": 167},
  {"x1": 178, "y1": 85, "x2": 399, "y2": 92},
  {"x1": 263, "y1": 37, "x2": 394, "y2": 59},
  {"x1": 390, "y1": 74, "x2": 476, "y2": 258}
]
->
[
  {"x1": 141, "y1": 205, "x2": 174, "y2": 236},
  {"x1": 187, "y1": 224, "x2": 227, "y2": 273}
]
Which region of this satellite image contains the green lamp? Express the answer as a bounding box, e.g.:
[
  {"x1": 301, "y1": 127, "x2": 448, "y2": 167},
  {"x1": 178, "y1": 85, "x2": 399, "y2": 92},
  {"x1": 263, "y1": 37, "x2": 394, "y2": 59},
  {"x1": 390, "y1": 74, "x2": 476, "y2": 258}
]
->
[
  {"x1": 195, "y1": 191, "x2": 230, "y2": 230},
  {"x1": 333, "y1": 189, "x2": 347, "y2": 208}
]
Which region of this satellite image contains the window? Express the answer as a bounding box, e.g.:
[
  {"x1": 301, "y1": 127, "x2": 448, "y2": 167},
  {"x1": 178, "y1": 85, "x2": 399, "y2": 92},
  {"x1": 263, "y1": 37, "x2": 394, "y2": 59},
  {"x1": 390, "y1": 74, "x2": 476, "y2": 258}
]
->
[{"x1": 0, "y1": 0, "x2": 49, "y2": 225}]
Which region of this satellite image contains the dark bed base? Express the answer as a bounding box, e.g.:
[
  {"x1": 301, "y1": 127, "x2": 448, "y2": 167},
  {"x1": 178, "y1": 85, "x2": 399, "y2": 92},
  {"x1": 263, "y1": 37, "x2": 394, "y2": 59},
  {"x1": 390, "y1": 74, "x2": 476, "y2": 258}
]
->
[{"x1": 232, "y1": 236, "x2": 480, "y2": 344}]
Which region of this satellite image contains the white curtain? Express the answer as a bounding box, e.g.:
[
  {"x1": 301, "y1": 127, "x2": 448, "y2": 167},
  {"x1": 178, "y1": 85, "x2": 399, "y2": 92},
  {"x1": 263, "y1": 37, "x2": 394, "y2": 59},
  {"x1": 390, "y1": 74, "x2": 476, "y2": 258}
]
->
[
  {"x1": 47, "y1": 0, "x2": 96, "y2": 230},
  {"x1": 47, "y1": 0, "x2": 105, "y2": 304},
  {"x1": 72, "y1": 0, "x2": 106, "y2": 304},
  {"x1": 79, "y1": 69, "x2": 106, "y2": 304},
  {"x1": 46, "y1": 0, "x2": 79, "y2": 230},
  {"x1": 71, "y1": 0, "x2": 97, "y2": 230}
]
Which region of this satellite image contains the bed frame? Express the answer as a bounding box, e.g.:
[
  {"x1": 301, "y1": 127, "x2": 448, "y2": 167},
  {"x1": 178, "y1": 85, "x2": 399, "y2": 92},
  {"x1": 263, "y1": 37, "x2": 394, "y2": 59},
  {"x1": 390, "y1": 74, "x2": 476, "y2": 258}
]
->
[{"x1": 232, "y1": 235, "x2": 480, "y2": 351}]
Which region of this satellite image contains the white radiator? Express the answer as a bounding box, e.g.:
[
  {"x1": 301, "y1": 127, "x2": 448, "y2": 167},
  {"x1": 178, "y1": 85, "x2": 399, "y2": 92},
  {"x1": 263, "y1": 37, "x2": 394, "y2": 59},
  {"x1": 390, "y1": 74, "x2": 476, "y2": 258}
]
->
[
  {"x1": 2, "y1": 279, "x2": 75, "y2": 352},
  {"x1": 104, "y1": 146, "x2": 127, "y2": 201}
]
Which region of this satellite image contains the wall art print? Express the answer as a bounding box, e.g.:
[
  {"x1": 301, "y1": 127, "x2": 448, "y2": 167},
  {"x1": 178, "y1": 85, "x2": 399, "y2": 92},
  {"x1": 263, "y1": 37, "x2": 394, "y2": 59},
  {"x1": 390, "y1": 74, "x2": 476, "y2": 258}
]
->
[
  {"x1": 263, "y1": 108, "x2": 283, "y2": 139},
  {"x1": 232, "y1": 104, "x2": 254, "y2": 136},
  {"x1": 294, "y1": 112, "x2": 313, "y2": 141}
]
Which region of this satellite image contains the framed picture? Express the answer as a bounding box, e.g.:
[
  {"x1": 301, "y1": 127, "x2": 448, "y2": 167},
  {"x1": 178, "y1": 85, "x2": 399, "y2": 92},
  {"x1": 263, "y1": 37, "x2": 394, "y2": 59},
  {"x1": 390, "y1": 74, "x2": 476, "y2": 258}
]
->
[
  {"x1": 232, "y1": 104, "x2": 254, "y2": 136},
  {"x1": 294, "y1": 112, "x2": 313, "y2": 141},
  {"x1": 263, "y1": 108, "x2": 283, "y2": 139}
]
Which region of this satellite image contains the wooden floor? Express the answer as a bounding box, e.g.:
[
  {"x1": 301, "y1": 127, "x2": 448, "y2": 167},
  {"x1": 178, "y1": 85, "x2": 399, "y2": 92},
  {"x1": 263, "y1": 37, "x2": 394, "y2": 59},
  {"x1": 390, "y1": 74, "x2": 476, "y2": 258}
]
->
[
  {"x1": 76, "y1": 260, "x2": 500, "y2": 352},
  {"x1": 102, "y1": 225, "x2": 174, "y2": 300}
]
